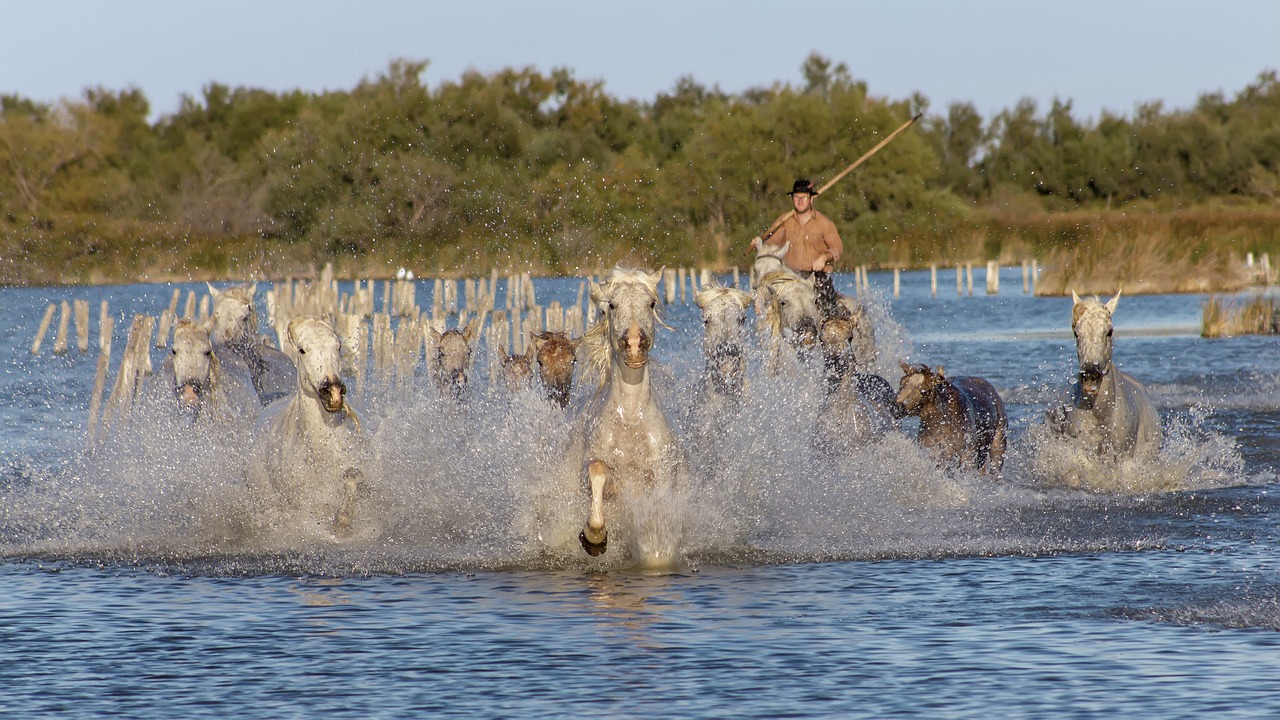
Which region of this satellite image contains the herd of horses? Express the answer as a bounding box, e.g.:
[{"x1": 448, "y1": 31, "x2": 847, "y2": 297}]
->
[{"x1": 131, "y1": 255, "x2": 1164, "y2": 560}]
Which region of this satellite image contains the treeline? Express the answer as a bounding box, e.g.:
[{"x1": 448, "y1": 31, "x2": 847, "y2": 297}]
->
[{"x1": 1, "y1": 53, "x2": 1278, "y2": 284}]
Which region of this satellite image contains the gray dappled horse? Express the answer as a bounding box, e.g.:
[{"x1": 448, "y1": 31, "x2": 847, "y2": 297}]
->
[
  {"x1": 208, "y1": 283, "x2": 296, "y2": 405},
  {"x1": 248, "y1": 317, "x2": 366, "y2": 537},
  {"x1": 574, "y1": 267, "x2": 683, "y2": 558},
  {"x1": 1049, "y1": 290, "x2": 1161, "y2": 460},
  {"x1": 896, "y1": 362, "x2": 1008, "y2": 474},
  {"x1": 429, "y1": 324, "x2": 477, "y2": 402}
]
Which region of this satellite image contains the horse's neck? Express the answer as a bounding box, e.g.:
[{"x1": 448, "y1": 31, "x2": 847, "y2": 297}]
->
[
  {"x1": 920, "y1": 383, "x2": 965, "y2": 431},
  {"x1": 606, "y1": 360, "x2": 657, "y2": 415}
]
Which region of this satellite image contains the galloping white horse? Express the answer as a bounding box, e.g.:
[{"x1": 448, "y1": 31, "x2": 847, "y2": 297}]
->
[
  {"x1": 208, "y1": 283, "x2": 296, "y2": 405},
  {"x1": 575, "y1": 267, "x2": 683, "y2": 558},
  {"x1": 758, "y1": 270, "x2": 821, "y2": 369},
  {"x1": 247, "y1": 316, "x2": 367, "y2": 537},
  {"x1": 750, "y1": 241, "x2": 792, "y2": 315},
  {"x1": 1050, "y1": 290, "x2": 1161, "y2": 459},
  {"x1": 144, "y1": 319, "x2": 258, "y2": 423},
  {"x1": 693, "y1": 282, "x2": 753, "y2": 401},
  {"x1": 429, "y1": 324, "x2": 477, "y2": 401}
]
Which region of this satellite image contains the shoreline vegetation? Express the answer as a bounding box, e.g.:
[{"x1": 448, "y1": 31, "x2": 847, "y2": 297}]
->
[{"x1": 3, "y1": 55, "x2": 1278, "y2": 294}]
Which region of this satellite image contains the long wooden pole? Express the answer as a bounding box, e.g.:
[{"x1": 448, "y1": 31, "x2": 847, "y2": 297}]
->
[{"x1": 744, "y1": 112, "x2": 923, "y2": 256}]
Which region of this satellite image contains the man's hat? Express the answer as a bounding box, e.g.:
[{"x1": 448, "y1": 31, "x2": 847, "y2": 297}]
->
[{"x1": 787, "y1": 178, "x2": 817, "y2": 196}]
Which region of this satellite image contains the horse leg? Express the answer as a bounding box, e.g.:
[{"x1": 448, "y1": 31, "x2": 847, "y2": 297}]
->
[
  {"x1": 579, "y1": 459, "x2": 611, "y2": 556},
  {"x1": 988, "y1": 424, "x2": 1007, "y2": 475},
  {"x1": 333, "y1": 467, "x2": 363, "y2": 536}
]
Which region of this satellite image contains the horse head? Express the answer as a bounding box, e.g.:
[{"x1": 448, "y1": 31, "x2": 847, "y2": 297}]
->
[
  {"x1": 695, "y1": 282, "x2": 752, "y2": 394},
  {"x1": 430, "y1": 323, "x2": 476, "y2": 400},
  {"x1": 820, "y1": 315, "x2": 857, "y2": 383},
  {"x1": 170, "y1": 319, "x2": 217, "y2": 413},
  {"x1": 208, "y1": 282, "x2": 258, "y2": 349},
  {"x1": 896, "y1": 362, "x2": 946, "y2": 417},
  {"x1": 761, "y1": 271, "x2": 820, "y2": 351},
  {"x1": 287, "y1": 316, "x2": 346, "y2": 414},
  {"x1": 497, "y1": 342, "x2": 536, "y2": 392},
  {"x1": 586, "y1": 266, "x2": 663, "y2": 380},
  {"x1": 751, "y1": 241, "x2": 791, "y2": 315},
  {"x1": 1071, "y1": 289, "x2": 1121, "y2": 404},
  {"x1": 531, "y1": 330, "x2": 580, "y2": 407}
]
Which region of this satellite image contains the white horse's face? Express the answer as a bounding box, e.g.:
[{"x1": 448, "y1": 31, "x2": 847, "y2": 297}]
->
[
  {"x1": 695, "y1": 286, "x2": 751, "y2": 350},
  {"x1": 209, "y1": 283, "x2": 258, "y2": 347},
  {"x1": 171, "y1": 321, "x2": 214, "y2": 411},
  {"x1": 287, "y1": 317, "x2": 346, "y2": 413},
  {"x1": 765, "y1": 273, "x2": 820, "y2": 349},
  {"x1": 592, "y1": 269, "x2": 662, "y2": 370},
  {"x1": 1071, "y1": 290, "x2": 1120, "y2": 394}
]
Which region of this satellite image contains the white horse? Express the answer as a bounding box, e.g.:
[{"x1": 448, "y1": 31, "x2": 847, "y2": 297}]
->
[
  {"x1": 247, "y1": 316, "x2": 367, "y2": 537},
  {"x1": 1049, "y1": 290, "x2": 1161, "y2": 459},
  {"x1": 693, "y1": 282, "x2": 753, "y2": 401},
  {"x1": 750, "y1": 241, "x2": 792, "y2": 316},
  {"x1": 574, "y1": 267, "x2": 684, "y2": 559},
  {"x1": 758, "y1": 271, "x2": 822, "y2": 371},
  {"x1": 208, "y1": 283, "x2": 296, "y2": 405},
  {"x1": 143, "y1": 319, "x2": 258, "y2": 423}
]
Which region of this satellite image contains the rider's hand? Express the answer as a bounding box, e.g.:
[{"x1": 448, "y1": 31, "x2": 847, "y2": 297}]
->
[
  {"x1": 750, "y1": 236, "x2": 763, "y2": 250},
  {"x1": 811, "y1": 256, "x2": 828, "y2": 272}
]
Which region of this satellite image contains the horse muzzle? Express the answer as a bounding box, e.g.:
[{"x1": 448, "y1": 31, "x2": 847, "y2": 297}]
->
[
  {"x1": 317, "y1": 379, "x2": 347, "y2": 413},
  {"x1": 619, "y1": 327, "x2": 651, "y2": 368},
  {"x1": 176, "y1": 380, "x2": 204, "y2": 408}
]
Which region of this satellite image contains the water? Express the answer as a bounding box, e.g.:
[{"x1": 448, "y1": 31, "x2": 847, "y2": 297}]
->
[{"x1": 3, "y1": 270, "x2": 1279, "y2": 718}]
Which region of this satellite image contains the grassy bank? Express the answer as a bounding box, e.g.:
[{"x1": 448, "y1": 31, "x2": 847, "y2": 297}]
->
[{"x1": 5, "y1": 206, "x2": 1280, "y2": 293}]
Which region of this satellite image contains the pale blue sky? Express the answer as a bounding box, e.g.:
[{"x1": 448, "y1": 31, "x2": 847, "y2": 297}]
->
[{"x1": 3, "y1": 1, "x2": 1277, "y2": 123}]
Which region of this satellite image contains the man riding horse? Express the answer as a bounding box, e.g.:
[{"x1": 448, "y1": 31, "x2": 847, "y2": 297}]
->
[{"x1": 750, "y1": 178, "x2": 844, "y2": 317}]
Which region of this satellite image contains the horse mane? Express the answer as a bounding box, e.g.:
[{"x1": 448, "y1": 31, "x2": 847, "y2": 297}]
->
[
  {"x1": 581, "y1": 266, "x2": 662, "y2": 387},
  {"x1": 694, "y1": 281, "x2": 751, "y2": 310}
]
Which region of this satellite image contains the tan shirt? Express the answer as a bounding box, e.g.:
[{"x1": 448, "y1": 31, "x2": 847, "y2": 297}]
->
[{"x1": 763, "y1": 210, "x2": 843, "y2": 273}]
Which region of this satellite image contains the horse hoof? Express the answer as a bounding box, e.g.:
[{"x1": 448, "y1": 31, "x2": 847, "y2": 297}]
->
[{"x1": 579, "y1": 529, "x2": 608, "y2": 556}]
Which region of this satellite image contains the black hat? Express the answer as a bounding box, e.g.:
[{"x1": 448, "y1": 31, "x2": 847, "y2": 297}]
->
[{"x1": 787, "y1": 178, "x2": 817, "y2": 196}]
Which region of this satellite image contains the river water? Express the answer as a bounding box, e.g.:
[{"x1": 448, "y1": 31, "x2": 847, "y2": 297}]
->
[{"x1": 2, "y1": 269, "x2": 1279, "y2": 719}]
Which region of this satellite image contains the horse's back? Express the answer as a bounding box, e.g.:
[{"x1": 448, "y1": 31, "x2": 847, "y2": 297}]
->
[
  {"x1": 953, "y1": 376, "x2": 1008, "y2": 471},
  {"x1": 1115, "y1": 369, "x2": 1162, "y2": 456}
]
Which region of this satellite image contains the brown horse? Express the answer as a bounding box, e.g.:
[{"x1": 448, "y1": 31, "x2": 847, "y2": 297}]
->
[
  {"x1": 896, "y1": 362, "x2": 1007, "y2": 474},
  {"x1": 815, "y1": 316, "x2": 895, "y2": 451},
  {"x1": 531, "y1": 330, "x2": 580, "y2": 409},
  {"x1": 496, "y1": 343, "x2": 536, "y2": 393}
]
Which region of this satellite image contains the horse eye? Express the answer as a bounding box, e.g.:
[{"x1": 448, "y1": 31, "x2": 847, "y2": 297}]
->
[
  {"x1": 649, "y1": 300, "x2": 656, "y2": 309},
  {"x1": 171, "y1": 348, "x2": 177, "y2": 355},
  {"x1": 1107, "y1": 328, "x2": 1113, "y2": 337},
  {"x1": 298, "y1": 348, "x2": 306, "y2": 355},
  {"x1": 779, "y1": 300, "x2": 788, "y2": 307},
  {"x1": 609, "y1": 302, "x2": 616, "y2": 310},
  {"x1": 205, "y1": 350, "x2": 212, "y2": 357}
]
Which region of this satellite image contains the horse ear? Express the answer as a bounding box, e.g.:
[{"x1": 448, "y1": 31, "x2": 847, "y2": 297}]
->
[
  {"x1": 934, "y1": 365, "x2": 945, "y2": 378},
  {"x1": 429, "y1": 327, "x2": 442, "y2": 343},
  {"x1": 1071, "y1": 289, "x2": 1082, "y2": 305},
  {"x1": 207, "y1": 282, "x2": 221, "y2": 300},
  {"x1": 649, "y1": 267, "x2": 664, "y2": 290},
  {"x1": 1106, "y1": 289, "x2": 1122, "y2": 314},
  {"x1": 247, "y1": 282, "x2": 257, "y2": 298},
  {"x1": 589, "y1": 280, "x2": 605, "y2": 308},
  {"x1": 524, "y1": 342, "x2": 536, "y2": 360},
  {"x1": 286, "y1": 317, "x2": 307, "y2": 348},
  {"x1": 900, "y1": 361, "x2": 912, "y2": 374},
  {"x1": 462, "y1": 322, "x2": 476, "y2": 344},
  {"x1": 498, "y1": 343, "x2": 508, "y2": 357}
]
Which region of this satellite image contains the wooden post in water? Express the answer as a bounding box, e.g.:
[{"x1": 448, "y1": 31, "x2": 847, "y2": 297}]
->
[
  {"x1": 986, "y1": 261, "x2": 999, "y2": 295},
  {"x1": 893, "y1": 268, "x2": 900, "y2": 298},
  {"x1": 677, "y1": 268, "x2": 687, "y2": 304},
  {"x1": 183, "y1": 290, "x2": 196, "y2": 319},
  {"x1": 663, "y1": 268, "x2": 677, "y2": 305},
  {"x1": 98, "y1": 301, "x2": 110, "y2": 350},
  {"x1": 52, "y1": 300, "x2": 71, "y2": 355},
  {"x1": 74, "y1": 299, "x2": 90, "y2": 352},
  {"x1": 155, "y1": 309, "x2": 175, "y2": 349},
  {"x1": 930, "y1": 264, "x2": 938, "y2": 298},
  {"x1": 966, "y1": 263, "x2": 974, "y2": 296},
  {"x1": 955, "y1": 265, "x2": 963, "y2": 297},
  {"x1": 1021, "y1": 261, "x2": 1030, "y2": 294},
  {"x1": 31, "y1": 303, "x2": 56, "y2": 354},
  {"x1": 732, "y1": 267, "x2": 741, "y2": 289},
  {"x1": 1031, "y1": 259, "x2": 1039, "y2": 295},
  {"x1": 86, "y1": 314, "x2": 115, "y2": 450}
]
